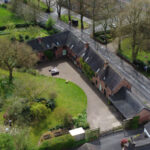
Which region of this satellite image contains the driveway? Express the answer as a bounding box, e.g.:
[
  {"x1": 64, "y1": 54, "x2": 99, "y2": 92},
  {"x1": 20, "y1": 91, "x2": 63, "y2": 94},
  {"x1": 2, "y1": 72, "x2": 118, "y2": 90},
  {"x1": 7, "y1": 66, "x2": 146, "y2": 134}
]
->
[{"x1": 37, "y1": 59, "x2": 121, "y2": 131}]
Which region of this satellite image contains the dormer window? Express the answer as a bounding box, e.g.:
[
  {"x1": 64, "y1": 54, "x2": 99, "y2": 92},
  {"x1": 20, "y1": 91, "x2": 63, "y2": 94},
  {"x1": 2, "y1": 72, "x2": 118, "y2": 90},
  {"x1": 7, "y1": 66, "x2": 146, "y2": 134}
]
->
[
  {"x1": 70, "y1": 45, "x2": 74, "y2": 49},
  {"x1": 96, "y1": 68, "x2": 100, "y2": 73},
  {"x1": 85, "y1": 57, "x2": 89, "y2": 62},
  {"x1": 47, "y1": 44, "x2": 50, "y2": 48},
  {"x1": 103, "y1": 76, "x2": 106, "y2": 80},
  {"x1": 81, "y1": 52, "x2": 85, "y2": 57},
  {"x1": 56, "y1": 42, "x2": 60, "y2": 45}
]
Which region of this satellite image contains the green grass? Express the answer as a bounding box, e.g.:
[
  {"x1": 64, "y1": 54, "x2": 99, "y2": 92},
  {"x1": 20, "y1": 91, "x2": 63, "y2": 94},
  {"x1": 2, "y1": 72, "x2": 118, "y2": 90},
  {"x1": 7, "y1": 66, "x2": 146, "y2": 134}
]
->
[
  {"x1": 0, "y1": 7, "x2": 25, "y2": 27},
  {"x1": 0, "y1": 26, "x2": 51, "y2": 41},
  {"x1": 61, "y1": 14, "x2": 90, "y2": 29},
  {"x1": 0, "y1": 69, "x2": 87, "y2": 145},
  {"x1": 121, "y1": 38, "x2": 150, "y2": 65}
]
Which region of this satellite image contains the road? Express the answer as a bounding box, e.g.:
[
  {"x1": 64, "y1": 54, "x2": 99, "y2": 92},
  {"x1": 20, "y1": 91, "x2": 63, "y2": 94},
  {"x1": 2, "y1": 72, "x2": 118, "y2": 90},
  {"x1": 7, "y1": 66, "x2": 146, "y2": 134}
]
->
[{"x1": 90, "y1": 128, "x2": 143, "y2": 150}]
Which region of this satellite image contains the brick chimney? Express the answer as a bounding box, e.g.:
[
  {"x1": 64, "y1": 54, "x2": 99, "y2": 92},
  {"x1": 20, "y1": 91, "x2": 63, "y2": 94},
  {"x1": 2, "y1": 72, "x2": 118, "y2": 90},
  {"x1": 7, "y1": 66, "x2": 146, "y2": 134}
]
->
[
  {"x1": 38, "y1": 38, "x2": 42, "y2": 44},
  {"x1": 104, "y1": 60, "x2": 109, "y2": 69},
  {"x1": 84, "y1": 42, "x2": 89, "y2": 49}
]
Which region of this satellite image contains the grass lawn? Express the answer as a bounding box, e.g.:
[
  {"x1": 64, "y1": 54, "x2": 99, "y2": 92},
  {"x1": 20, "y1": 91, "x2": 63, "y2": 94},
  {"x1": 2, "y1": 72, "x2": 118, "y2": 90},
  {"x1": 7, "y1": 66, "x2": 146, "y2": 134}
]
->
[
  {"x1": 0, "y1": 26, "x2": 51, "y2": 41},
  {"x1": 121, "y1": 38, "x2": 150, "y2": 65},
  {"x1": 0, "y1": 69, "x2": 87, "y2": 145},
  {"x1": 61, "y1": 14, "x2": 90, "y2": 29},
  {"x1": 0, "y1": 7, "x2": 25, "y2": 27}
]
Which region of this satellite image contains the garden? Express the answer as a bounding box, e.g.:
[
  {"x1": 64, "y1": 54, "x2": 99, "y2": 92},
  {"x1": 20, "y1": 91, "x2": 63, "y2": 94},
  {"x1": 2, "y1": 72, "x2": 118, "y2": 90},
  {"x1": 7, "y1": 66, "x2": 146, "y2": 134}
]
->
[
  {"x1": 93, "y1": 30, "x2": 113, "y2": 45},
  {"x1": 0, "y1": 68, "x2": 87, "y2": 148}
]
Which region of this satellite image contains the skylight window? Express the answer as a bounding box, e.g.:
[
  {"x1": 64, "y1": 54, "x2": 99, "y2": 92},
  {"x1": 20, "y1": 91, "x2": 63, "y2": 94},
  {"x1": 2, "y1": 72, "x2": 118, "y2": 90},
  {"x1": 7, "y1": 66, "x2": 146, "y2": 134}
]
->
[
  {"x1": 85, "y1": 57, "x2": 89, "y2": 62},
  {"x1": 103, "y1": 76, "x2": 106, "y2": 80},
  {"x1": 56, "y1": 42, "x2": 60, "y2": 45},
  {"x1": 96, "y1": 68, "x2": 100, "y2": 73},
  {"x1": 70, "y1": 45, "x2": 74, "y2": 49},
  {"x1": 47, "y1": 44, "x2": 50, "y2": 48},
  {"x1": 81, "y1": 52, "x2": 85, "y2": 57}
]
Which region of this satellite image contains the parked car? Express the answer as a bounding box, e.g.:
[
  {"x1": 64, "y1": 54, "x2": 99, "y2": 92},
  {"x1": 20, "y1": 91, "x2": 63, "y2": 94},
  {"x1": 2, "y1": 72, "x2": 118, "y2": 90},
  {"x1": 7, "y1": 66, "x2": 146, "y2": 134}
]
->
[{"x1": 51, "y1": 67, "x2": 59, "y2": 76}]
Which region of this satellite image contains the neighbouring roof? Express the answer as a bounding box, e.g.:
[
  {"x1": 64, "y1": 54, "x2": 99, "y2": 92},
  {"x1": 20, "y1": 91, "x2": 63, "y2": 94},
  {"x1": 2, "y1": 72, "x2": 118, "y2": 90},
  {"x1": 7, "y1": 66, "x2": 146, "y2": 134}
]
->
[
  {"x1": 69, "y1": 127, "x2": 85, "y2": 136},
  {"x1": 77, "y1": 143, "x2": 100, "y2": 150},
  {"x1": 109, "y1": 87, "x2": 144, "y2": 119},
  {"x1": 27, "y1": 31, "x2": 69, "y2": 51},
  {"x1": 128, "y1": 138, "x2": 150, "y2": 150},
  {"x1": 144, "y1": 122, "x2": 150, "y2": 134},
  {"x1": 99, "y1": 66, "x2": 122, "y2": 90}
]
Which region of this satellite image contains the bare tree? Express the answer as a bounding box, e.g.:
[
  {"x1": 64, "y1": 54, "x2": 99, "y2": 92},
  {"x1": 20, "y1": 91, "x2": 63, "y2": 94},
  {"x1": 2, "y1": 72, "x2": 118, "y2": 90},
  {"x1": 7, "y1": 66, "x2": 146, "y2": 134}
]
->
[
  {"x1": 56, "y1": 0, "x2": 64, "y2": 18},
  {"x1": 45, "y1": 0, "x2": 52, "y2": 12},
  {"x1": 0, "y1": 39, "x2": 38, "y2": 83}
]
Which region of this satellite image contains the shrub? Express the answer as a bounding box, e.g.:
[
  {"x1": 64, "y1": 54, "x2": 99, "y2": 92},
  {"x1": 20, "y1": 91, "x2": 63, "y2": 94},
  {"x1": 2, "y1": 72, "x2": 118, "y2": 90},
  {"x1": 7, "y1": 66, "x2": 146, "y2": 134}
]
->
[
  {"x1": 73, "y1": 111, "x2": 89, "y2": 129},
  {"x1": 46, "y1": 18, "x2": 55, "y2": 30},
  {"x1": 46, "y1": 99, "x2": 56, "y2": 110},
  {"x1": 79, "y1": 58, "x2": 95, "y2": 80},
  {"x1": 31, "y1": 103, "x2": 50, "y2": 121},
  {"x1": 25, "y1": 35, "x2": 30, "y2": 40},
  {"x1": 44, "y1": 50, "x2": 54, "y2": 60},
  {"x1": 18, "y1": 34, "x2": 24, "y2": 42},
  {"x1": 1, "y1": 4, "x2": 7, "y2": 8},
  {"x1": 0, "y1": 133, "x2": 15, "y2": 150},
  {"x1": 39, "y1": 134, "x2": 87, "y2": 150}
]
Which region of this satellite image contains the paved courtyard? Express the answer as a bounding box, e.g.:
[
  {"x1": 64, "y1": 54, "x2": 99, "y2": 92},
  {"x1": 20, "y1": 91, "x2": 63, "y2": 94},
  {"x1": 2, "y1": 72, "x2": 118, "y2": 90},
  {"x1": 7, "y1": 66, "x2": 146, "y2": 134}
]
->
[{"x1": 37, "y1": 59, "x2": 121, "y2": 131}]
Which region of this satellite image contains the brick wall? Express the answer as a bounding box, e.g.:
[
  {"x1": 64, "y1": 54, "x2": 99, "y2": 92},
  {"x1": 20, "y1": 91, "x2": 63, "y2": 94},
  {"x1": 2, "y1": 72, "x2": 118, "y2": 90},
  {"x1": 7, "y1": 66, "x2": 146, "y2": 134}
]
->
[{"x1": 138, "y1": 109, "x2": 150, "y2": 124}]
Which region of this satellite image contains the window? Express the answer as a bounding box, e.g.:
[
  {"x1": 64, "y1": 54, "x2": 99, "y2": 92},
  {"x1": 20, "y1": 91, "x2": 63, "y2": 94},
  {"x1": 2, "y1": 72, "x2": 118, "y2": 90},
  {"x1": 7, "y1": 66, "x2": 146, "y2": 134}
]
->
[
  {"x1": 103, "y1": 76, "x2": 106, "y2": 80},
  {"x1": 70, "y1": 45, "x2": 74, "y2": 49},
  {"x1": 81, "y1": 52, "x2": 85, "y2": 57},
  {"x1": 96, "y1": 68, "x2": 100, "y2": 73},
  {"x1": 85, "y1": 57, "x2": 89, "y2": 62},
  {"x1": 62, "y1": 50, "x2": 67, "y2": 56}
]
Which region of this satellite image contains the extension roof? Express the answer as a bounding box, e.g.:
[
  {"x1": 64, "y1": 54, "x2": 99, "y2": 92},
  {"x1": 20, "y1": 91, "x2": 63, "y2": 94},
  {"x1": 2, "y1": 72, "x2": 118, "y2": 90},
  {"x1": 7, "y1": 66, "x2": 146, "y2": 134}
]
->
[
  {"x1": 77, "y1": 143, "x2": 100, "y2": 150},
  {"x1": 99, "y1": 66, "x2": 122, "y2": 90},
  {"x1": 109, "y1": 87, "x2": 144, "y2": 119},
  {"x1": 144, "y1": 122, "x2": 150, "y2": 134}
]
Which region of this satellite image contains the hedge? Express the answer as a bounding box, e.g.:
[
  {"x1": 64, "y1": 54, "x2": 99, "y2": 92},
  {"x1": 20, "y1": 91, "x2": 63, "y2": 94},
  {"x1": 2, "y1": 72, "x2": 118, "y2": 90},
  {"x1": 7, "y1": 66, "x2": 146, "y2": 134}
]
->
[{"x1": 39, "y1": 134, "x2": 87, "y2": 150}]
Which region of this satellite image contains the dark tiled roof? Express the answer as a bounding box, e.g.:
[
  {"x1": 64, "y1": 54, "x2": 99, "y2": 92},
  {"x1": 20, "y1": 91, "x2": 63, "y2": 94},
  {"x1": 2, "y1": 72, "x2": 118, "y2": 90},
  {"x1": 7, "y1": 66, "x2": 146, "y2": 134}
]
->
[
  {"x1": 109, "y1": 87, "x2": 144, "y2": 119},
  {"x1": 99, "y1": 66, "x2": 122, "y2": 90},
  {"x1": 144, "y1": 122, "x2": 150, "y2": 134},
  {"x1": 77, "y1": 143, "x2": 100, "y2": 150},
  {"x1": 81, "y1": 47, "x2": 105, "y2": 72},
  {"x1": 27, "y1": 31, "x2": 69, "y2": 51},
  {"x1": 66, "y1": 31, "x2": 85, "y2": 56}
]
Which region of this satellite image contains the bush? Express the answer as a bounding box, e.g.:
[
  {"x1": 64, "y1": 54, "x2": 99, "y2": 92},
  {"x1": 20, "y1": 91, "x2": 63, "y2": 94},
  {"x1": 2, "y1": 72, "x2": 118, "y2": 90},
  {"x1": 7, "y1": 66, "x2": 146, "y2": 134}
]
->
[
  {"x1": 46, "y1": 18, "x2": 55, "y2": 30},
  {"x1": 18, "y1": 34, "x2": 24, "y2": 42},
  {"x1": 46, "y1": 99, "x2": 56, "y2": 110},
  {"x1": 39, "y1": 134, "x2": 86, "y2": 150},
  {"x1": 0, "y1": 133, "x2": 15, "y2": 150},
  {"x1": 44, "y1": 50, "x2": 54, "y2": 60},
  {"x1": 73, "y1": 111, "x2": 89, "y2": 129},
  {"x1": 25, "y1": 35, "x2": 30, "y2": 40},
  {"x1": 1, "y1": 4, "x2": 7, "y2": 8},
  {"x1": 79, "y1": 58, "x2": 95, "y2": 80}
]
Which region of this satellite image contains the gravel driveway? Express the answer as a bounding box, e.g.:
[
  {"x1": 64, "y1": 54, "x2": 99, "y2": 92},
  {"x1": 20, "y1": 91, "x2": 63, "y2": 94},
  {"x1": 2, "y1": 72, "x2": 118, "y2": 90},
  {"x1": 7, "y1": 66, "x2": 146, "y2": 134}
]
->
[{"x1": 37, "y1": 59, "x2": 121, "y2": 131}]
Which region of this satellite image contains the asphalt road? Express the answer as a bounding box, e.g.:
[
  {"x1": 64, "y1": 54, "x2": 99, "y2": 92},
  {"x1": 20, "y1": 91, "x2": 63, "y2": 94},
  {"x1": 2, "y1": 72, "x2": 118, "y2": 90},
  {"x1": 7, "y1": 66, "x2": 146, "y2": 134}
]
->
[{"x1": 92, "y1": 128, "x2": 143, "y2": 150}]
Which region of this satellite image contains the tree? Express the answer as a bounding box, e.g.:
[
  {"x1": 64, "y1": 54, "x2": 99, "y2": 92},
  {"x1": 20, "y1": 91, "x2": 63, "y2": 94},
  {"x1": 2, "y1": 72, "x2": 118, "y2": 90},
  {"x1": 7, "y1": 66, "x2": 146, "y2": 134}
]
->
[
  {"x1": 56, "y1": 0, "x2": 64, "y2": 18},
  {"x1": 0, "y1": 39, "x2": 38, "y2": 82},
  {"x1": 64, "y1": 0, "x2": 72, "y2": 21},
  {"x1": 45, "y1": 0, "x2": 52, "y2": 12},
  {"x1": 90, "y1": 0, "x2": 101, "y2": 36},
  {"x1": 30, "y1": 103, "x2": 50, "y2": 121},
  {"x1": 0, "y1": 133, "x2": 15, "y2": 150},
  {"x1": 76, "y1": 0, "x2": 86, "y2": 30},
  {"x1": 121, "y1": 0, "x2": 150, "y2": 61}
]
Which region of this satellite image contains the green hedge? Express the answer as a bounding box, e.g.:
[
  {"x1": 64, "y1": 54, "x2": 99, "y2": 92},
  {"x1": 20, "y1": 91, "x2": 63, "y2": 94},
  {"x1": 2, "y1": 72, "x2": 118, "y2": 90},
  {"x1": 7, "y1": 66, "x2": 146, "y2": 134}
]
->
[{"x1": 39, "y1": 134, "x2": 87, "y2": 150}]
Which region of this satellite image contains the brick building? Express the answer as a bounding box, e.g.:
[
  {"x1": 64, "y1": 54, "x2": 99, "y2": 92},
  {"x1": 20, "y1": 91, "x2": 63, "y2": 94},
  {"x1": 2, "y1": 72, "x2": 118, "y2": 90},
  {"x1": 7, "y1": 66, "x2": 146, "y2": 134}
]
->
[{"x1": 27, "y1": 30, "x2": 150, "y2": 124}]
